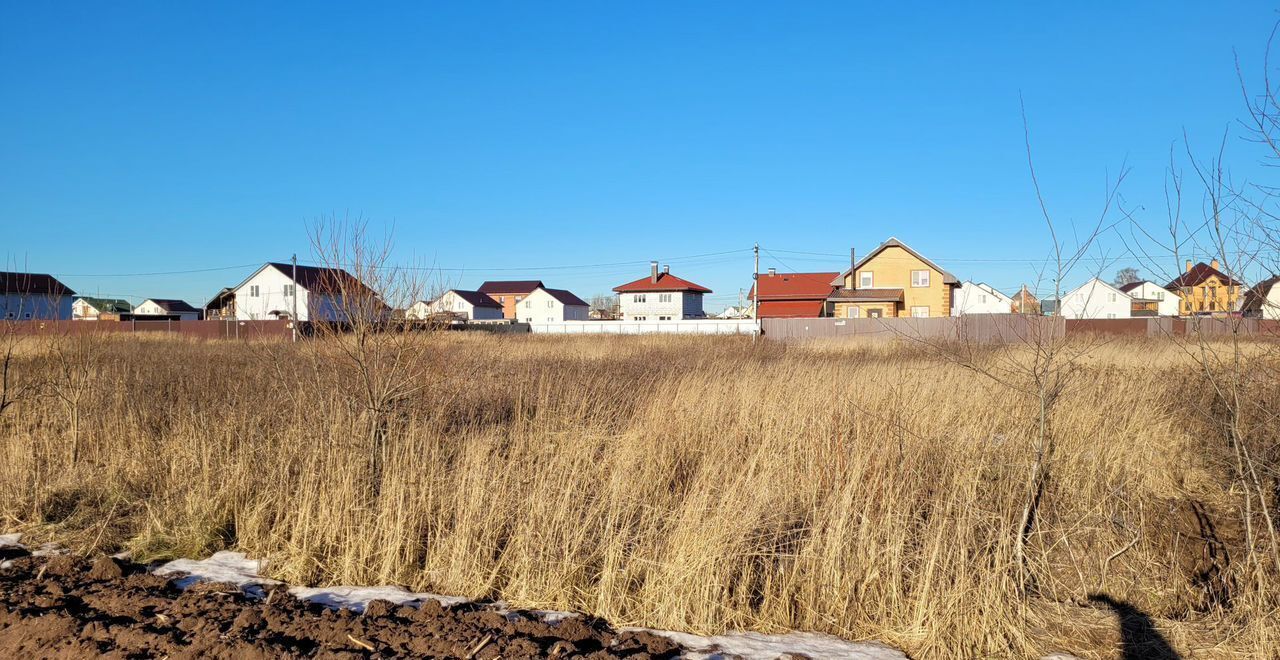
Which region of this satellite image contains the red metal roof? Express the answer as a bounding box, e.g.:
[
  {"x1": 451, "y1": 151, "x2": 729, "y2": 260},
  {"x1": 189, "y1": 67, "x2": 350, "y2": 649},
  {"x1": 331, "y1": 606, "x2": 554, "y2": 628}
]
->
[
  {"x1": 613, "y1": 272, "x2": 711, "y2": 293},
  {"x1": 757, "y1": 300, "x2": 826, "y2": 318},
  {"x1": 749, "y1": 272, "x2": 838, "y2": 300}
]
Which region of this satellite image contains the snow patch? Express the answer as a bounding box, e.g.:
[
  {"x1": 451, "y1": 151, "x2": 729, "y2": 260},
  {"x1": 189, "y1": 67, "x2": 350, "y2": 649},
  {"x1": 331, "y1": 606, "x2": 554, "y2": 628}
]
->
[
  {"x1": 152, "y1": 551, "x2": 281, "y2": 595},
  {"x1": 288, "y1": 585, "x2": 470, "y2": 612},
  {"x1": 630, "y1": 628, "x2": 908, "y2": 660}
]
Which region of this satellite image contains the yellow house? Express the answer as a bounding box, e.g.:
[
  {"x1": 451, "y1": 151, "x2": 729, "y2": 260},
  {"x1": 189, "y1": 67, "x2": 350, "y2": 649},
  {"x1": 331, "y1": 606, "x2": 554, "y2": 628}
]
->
[
  {"x1": 1164, "y1": 259, "x2": 1242, "y2": 317},
  {"x1": 826, "y1": 238, "x2": 960, "y2": 318}
]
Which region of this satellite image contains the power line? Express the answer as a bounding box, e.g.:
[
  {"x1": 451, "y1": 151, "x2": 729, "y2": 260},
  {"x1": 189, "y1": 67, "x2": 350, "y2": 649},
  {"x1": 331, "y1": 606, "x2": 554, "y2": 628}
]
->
[{"x1": 48, "y1": 262, "x2": 265, "y2": 278}]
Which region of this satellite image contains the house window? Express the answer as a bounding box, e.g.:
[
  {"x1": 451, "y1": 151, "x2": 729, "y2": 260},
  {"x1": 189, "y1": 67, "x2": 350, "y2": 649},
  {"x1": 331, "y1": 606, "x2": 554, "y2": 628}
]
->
[
  {"x1": 498, "y1": 296, "x2": 505, "y2": 303},
  {"x1": 547, "y1": 317, "x2": 554, "y2": 322},
  {"x1": 911, "y1": 270, "x2": 930, "y2": 288},
  {"x1": 547, "y1": 300, "x2": 554, "y2": 308},
  {"x1": 634, "y1": 316, "x2": 646, "y2": 321},
  {"x1": 1155, "y1": 291, "x2": 1164, "y2": 300},
  {"x1": 634, "y1": 294, "x2": 646, "y2": 303},
  {"x1": 1107, "y1": 313, "x2": 1116, "y2": 319},
  {"x1": 845, "y1": 306, "x2": 861, "y2": 318},
  {"x1": 249, "y1": 285, "x2": 260, "y2": 297},
  {"x1": 525, "y1": 300, "x2": 532, "y2": 308},
  {"x1": 980, "y1": 294, "x2": 987, "y2": 303},
  {"x1": 859, "y1": 271, "x2": 873, "y2": 288},
  {"x1": 1108, "y1": 293, "x2": 1116, "y2": 303},
  {"x1": 658, "y1": 293, "x2": 672, "y2": 303},
  {"x1": 284, "y1": 284, "x2": 295, "y2": 297},
  {"x1": 910, "y1": 306, "x2": 929, "y2": 318}
]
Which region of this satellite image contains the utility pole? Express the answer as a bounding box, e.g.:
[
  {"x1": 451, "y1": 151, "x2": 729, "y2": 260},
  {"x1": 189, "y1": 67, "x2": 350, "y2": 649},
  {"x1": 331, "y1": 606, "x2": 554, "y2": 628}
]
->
[
  {"x1": 752, "y1": 243, "x2": 760, "y2": 340},
  {"x1": 291, "y1": 253, "x2": 299, "y2": 342}
]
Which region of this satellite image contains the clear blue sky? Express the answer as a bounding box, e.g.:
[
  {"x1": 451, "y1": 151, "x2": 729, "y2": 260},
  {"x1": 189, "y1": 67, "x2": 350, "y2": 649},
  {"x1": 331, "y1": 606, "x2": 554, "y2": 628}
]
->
[{"x1": 3, "y1": 2, "x2": 1277, "y2": 310}]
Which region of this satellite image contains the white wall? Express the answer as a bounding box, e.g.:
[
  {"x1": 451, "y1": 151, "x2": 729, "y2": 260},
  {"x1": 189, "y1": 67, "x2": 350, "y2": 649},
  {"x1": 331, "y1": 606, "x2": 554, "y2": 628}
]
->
[
  {"x1": 134, "y1": 300, "x2": 200, "y2": 320},
  {"x1": 518, "y1": 288, "x2": 589, "y2": 323},
  {"x1": 0, "y1": 294, "x2": 71, "y2": 320},
  {"x1": 1255, "y1": 284, "x2": 1280, "y2": 320},
  {"x1": 618, "y1": 290, "x2": 705, "y2": 320},
  {"x1": 413, "y1": 291, "x2": 503, "y2": 320},
  {"x1": 1125, "y1": 282, "x2": 1180, "y2": 316},
  {"x1": 529, "y1": 319, "x2": 757, "y2": 335},
  {"x1": 952, "y1": 282, "x2": 1013, "y2": 315},
  {"x1": 1059, "y1": 278, "x2": 1131, "y2": 319},
  {"x1": 72, "y1": 299, "x2": 100, "y2": 320},
  {"x1": 234, "y1": 266, "x2": 311, "y2": 321}
]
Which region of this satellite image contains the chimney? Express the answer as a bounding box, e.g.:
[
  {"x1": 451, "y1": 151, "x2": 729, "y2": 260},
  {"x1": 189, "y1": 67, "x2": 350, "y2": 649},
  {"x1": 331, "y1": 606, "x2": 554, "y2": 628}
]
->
[
  {"x1": 1186, "y1": 260, "x2": 1193, "y2": 273},
  {"x1": 650, "y1": 261, "x2": 659, "y2": 283},
  {"x1": 767, "y1": 268, "x2": 776, "y2": 277},
  {"x1": 662, "y1": 265, "x2": 670, "y2": 275},
  {"x1": 1210, "y1": 259, "x2": 1220, "y2": 270}
]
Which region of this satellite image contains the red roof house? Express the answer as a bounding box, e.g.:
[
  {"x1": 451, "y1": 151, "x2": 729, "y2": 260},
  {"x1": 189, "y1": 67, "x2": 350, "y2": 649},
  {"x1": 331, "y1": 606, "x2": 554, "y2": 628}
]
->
[
  {"x1": 612, "y1": 262, "x2": 712, "y2": 320},
  {"x1": 748, "y1": 269, "x2": 838, "y2": 318}
]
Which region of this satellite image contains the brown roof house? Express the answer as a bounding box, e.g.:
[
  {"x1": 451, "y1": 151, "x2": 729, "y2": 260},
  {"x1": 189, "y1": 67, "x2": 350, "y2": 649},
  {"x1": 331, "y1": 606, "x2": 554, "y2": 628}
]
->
[
  {"x1": 478, "y1": 281, "x2": 544, "y2": 319},
  {"x1": 407, "y1": 290, "x2": 505, "y2": 321},
  {"x1": 227, "y1": 262, "x2": 381, "y2": 322},
  {"x1": 826, "y1": 238, "x2": 960, "y2": 318},
  {"x1": 1165, "y1": 259, "x2": 1244, "y2": 317},
  {"x1": 0, "y1": 271, "x2": 76, "y2": 320},
  {"x1": 1241, "y1": 275, "x2": 1280, "y2": 320}
]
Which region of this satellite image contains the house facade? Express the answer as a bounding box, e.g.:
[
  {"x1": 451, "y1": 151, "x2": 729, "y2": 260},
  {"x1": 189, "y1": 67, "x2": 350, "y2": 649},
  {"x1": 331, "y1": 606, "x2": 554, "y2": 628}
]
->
[
  {"x1": 134, "y1": 299, "x2": 202, "y2": 320},
  {"x1": 1165, "y1": 260, "x2": 1242, "y2": 317},
  {"x1": 613, "y1": 263, "x2": 711, "y2": 321},
  {"x1": 517, "y1": 287, "x2": 590, "y2": 323},
  {"x1": 1058, "y1": 278, "x2": 1131, "y2": 319},
  {"x1": 409, "y1": 290, "x2": 504, "y2": 320},
  {"x1": 951, "y1": 281, "x2": 1013, "y2": 315},
  {"x1": 0, "y1": 271, "x2": 75, "y2": 320},
  {"x1": 72, "y1": 297, "x2": 131, "y2": 321},
  {"x1": 477, "y1": 281, "x2": 544, "y2": 319},
  {"x1": 1241, "y1": 276, "x2": 1280, "y2": 319},
  {"x1": 748, "y1": 269, "x2": 838, "y2": 318},
  {"x1": 1117, "y1": 281, "x2": 1179, "y2": 317},
  {"x1": 230, "y1": 262, "x2": 376, "y2": 322},
  {"x1": 1011, "y1": 285, "x2": 1041, "y2": 315},
  {"x1": 826, "y1": 238, "x2": 960, "y2": 318}
]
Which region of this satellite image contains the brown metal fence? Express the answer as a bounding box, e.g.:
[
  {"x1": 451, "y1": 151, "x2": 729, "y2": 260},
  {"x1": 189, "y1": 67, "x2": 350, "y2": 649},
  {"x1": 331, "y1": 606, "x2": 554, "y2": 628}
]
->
[
  {"x1": 7, "y1": 320, "x2": 296, "y2": 340},
  {"x1": 761, "y1": 315, "x2": 1066, "y2": 344}
]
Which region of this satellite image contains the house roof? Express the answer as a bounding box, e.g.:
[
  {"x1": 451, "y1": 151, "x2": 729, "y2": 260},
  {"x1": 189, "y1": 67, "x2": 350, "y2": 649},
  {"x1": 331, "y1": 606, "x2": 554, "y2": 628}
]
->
[
  {"x1": 0, "y1": 271, "x2": 75, "y2": 296},
  {"x1": 261, "y1": 262, "x2": 380, "y2": 297},
  {"x1": 613, "y1": 272, "x2": 712, "y2": 294},
  {"x1": 478, "y1": 280, "x2": 544, "y2": 295},
  {"x1": 827, "y1": 288, "x2": 905, "y2": 303},
  {"x1": 1117, "y1": 281, "x2": 1146, "y2": 294},
  {"x1": 145, "y1": 299, "x2": 201, "y2": 313},
  {"x1": 749, "y1": 272, "x2": 838, "y2": 300},
  {"x1": 76, "y1": 297, "x2": 132, "y2": 314},
  {"x1": 1240, "y1": 276, "x2": 1280, "y2": 314},
  {"x1": 541, "y1": 288, "x2": 589, "y2": 307},
  {"x1": 757, "y1": 300, "x2": 826, "y2": 318},
  {"x1": 830, "y1": 238, "x2": 960, "y2": 287},
  {"x1": 448, "y1": 290, "x2": 503, "y2": 308},
  {"x1": 1165, "y1": 262, "x2": 1244, "y2": 289},
  {"x1": 961, "y1": 281, "x2": 1013, "y2": 301},
  {"x1": 204, "y1": 287, "x2": 235, "y2": 310}
]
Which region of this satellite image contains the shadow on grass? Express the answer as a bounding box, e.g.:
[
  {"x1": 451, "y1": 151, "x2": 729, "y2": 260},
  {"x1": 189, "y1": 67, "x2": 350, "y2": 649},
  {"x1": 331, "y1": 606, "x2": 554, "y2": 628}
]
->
[{"x1": 1087, "y1": 593, "x2": 1180, "y2": 660}]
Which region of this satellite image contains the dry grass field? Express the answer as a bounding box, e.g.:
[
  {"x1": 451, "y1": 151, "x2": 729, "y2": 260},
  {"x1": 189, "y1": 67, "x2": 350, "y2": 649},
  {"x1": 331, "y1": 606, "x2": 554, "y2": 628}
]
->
[{"x1": 0, "y1": 331, "x2": 1277, "y2": 658}]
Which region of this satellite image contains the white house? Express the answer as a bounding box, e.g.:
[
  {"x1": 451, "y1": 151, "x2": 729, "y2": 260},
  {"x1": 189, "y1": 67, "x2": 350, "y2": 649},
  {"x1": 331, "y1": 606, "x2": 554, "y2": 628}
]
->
[
  {"x1": 516, "y1": 287, "x2": 590, "y2": 323},
  {"x1": 72, "y1": 297, "x2": 132, "y2": 320},
  {"x1": 408, "y1": 290, "x2": 504, "y2": 320},
  {"x1": 229, "y1": 262, "x2": 377, "y2": 322},
  {"x1": 613, "y1": 262, "x2": 711, "y2": 321},
  {"x1": 133, "y1": 298, "x2": 202, "y2": 320},
  {"x1": 1117, "y1": 281, "x2": 1180, "y2": 317},
  {"x1": 1241, "y1": 276, "x2": 1280, "y2": 319},
  {"x1": 1058, "y1": 278, "x2": 1132, "y2": 319},
  {"x1": 0, "y1": 271, "x2": 75, "y2": 320},
  {"x1": 951, "y1": 281, "x2": 1014, "y2": 315}
]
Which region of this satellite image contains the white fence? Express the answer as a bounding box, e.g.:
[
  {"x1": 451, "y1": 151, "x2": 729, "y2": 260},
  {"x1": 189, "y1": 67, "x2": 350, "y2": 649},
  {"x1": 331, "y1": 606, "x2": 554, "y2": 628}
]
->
[{"x1": 528, "y1": 320, "x2": 759, "y2": 335}]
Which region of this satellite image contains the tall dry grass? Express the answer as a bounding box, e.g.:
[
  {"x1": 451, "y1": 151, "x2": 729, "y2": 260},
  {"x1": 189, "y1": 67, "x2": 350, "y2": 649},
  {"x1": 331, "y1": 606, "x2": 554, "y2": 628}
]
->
[{"x1": 0, "y1": 332, "x2": 1276, "y2": 658}]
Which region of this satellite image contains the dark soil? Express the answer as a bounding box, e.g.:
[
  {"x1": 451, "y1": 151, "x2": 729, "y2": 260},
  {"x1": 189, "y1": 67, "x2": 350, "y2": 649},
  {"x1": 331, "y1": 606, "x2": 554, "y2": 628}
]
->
[{"x1": 0, "y1": 550, "x2": 684, "y2": 659}]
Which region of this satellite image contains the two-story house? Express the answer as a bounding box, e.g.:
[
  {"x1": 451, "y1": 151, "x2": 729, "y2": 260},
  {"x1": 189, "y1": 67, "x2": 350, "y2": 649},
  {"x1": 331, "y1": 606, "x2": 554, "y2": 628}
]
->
[
  {"x1": 825, "y1": 238, "x2": 960, "y2": 318},
  {"x1": 1164, "y1": 260, "x2": 1243, "y2": 317},
  {"x1": 477, "y1": 281, "x2": 545, "y2": 319},
  {"x1": 613, "y1": 262, "x2": 711, "y2": 321},
  {"x1": 72, "y1": 297, "x2": 132, "y2": 321},
  {"x1": 1117, "y1": 281, "x2": 1179, "y2": 317},
  {"x1": 0, "y1": 271, "x2": 75, "y2": 320}
]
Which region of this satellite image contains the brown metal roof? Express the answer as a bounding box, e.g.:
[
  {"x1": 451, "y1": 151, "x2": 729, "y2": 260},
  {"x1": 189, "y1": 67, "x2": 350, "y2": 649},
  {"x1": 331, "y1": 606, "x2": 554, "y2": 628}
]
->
[
  {"x1": 449, "y1": 290, "x2": 503, "y2": 308},
  {"x1": 1165, "y1": 262, "x2": 1243, "y2": 289},
  {"x1": 826, "y1": 288, "x2": 904, "y2": 302},
  {"x1": 478, "y1": 280, "x2": 544, "y2": 295},
  {"x1": 0, "y1": 271, "x2": 75, "y2": 296},
  {"x1": 542, "y1": 288, "x2": 589, "y2": 307},
  {"x1": 146, "y1": 299, "x2": 201, "y2": 313}
]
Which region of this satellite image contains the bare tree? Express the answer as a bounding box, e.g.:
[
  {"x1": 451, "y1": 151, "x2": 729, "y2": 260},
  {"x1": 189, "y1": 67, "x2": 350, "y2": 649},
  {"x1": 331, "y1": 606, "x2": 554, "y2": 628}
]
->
[{"x1": 1113, "y1": 267, "x2": 1140, "y2": 286}]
